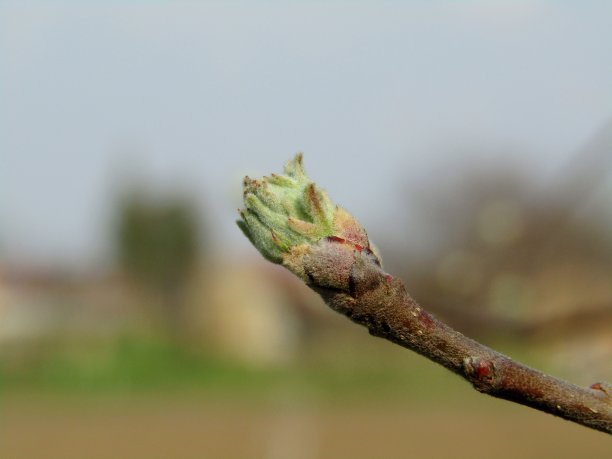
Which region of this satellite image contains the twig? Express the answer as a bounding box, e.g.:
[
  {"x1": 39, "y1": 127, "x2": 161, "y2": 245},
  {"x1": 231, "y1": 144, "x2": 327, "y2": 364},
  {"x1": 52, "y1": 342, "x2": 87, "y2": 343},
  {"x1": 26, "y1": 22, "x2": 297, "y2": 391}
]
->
[{"x1": 237, "y1": 154, "x2": 612, "y2": 434}]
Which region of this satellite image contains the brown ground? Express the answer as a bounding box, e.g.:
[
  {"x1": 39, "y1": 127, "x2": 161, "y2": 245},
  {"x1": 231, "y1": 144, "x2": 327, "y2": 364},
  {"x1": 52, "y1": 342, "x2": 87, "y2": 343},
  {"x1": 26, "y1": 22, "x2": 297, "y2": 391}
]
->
[{"x1": 1, "y1": 394, "x2": 610, "y2": 459}]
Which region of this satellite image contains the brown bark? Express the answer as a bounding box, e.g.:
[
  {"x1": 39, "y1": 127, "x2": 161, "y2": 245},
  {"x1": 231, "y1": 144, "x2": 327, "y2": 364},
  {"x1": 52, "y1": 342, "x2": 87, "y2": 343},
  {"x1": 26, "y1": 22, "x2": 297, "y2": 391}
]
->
[
  {"x1": 301, "y1": 237, "x2": 612, "y2": 434},
  {"x1": 238, "y1": 154, "x2": 612, "y2": 435}
]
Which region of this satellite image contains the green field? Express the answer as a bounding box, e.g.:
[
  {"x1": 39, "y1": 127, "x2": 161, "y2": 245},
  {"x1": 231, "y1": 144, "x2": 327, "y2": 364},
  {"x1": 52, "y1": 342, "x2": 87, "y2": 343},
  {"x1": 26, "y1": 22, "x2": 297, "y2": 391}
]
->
[{"x1": 1, "y1": 336, "x2": 610, "y2": 458}]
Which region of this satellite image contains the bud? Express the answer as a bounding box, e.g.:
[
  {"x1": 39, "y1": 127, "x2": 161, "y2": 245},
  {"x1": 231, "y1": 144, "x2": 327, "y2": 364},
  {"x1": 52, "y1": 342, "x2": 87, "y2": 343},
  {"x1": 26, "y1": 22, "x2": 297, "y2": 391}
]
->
[{"x1": 238, "y1": 154, "x2": 378, "y2": 275}]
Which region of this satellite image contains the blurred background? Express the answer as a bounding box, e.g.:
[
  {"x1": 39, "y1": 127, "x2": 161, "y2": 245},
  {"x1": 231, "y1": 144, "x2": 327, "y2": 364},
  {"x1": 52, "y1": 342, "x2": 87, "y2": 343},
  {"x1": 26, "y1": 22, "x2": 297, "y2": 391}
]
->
[{"x1": 1, "y1": 1, "x2": 611, "y2": 458}]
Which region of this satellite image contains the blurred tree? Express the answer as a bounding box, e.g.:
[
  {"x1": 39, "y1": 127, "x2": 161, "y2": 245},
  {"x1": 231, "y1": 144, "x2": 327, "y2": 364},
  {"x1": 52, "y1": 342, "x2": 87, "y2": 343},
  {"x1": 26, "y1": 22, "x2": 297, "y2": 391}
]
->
[
  {"x1": 116, "y1": 190, "x2": 202, "y2": 337},
  {"x1": 385, "y1": 143, "x2": 612, "y2": 345}
]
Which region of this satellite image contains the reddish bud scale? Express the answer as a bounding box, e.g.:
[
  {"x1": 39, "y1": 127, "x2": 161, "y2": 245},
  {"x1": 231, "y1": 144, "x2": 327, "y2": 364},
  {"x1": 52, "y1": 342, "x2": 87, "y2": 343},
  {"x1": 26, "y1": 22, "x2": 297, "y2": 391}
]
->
[
  {"x1": 590, "y1": 382, "x2": 611, "y2": 396},
  {"x1": 418, "y1": 310, "x2": 435, "y2": 330},
  {"x1": 475, "y1": 360, "x2": 494, "y2": 379},
  {"x1": 326, "y1": 235, "x2": 368, "y2": 253}
]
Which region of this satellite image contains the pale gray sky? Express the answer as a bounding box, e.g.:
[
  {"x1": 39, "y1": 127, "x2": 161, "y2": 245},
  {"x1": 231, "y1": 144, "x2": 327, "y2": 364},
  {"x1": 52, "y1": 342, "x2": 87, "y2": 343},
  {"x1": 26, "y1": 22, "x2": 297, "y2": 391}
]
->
[{"x1": 1, "y1": 1, "x2": 611, "y2": 267}]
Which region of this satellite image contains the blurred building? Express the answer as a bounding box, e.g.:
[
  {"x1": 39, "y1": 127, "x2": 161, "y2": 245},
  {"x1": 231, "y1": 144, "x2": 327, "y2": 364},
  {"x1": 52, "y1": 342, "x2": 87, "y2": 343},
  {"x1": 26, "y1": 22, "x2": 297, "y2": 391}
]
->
[
  {"x1": 0, "y1": 258, "x2": 330, "y2": 367},
  {"x1": 0, "y1": 265, "x2": 133, "y2": 345},
  {"x1": 187, "y1": 258, "x2": 331, "y2": 366}
]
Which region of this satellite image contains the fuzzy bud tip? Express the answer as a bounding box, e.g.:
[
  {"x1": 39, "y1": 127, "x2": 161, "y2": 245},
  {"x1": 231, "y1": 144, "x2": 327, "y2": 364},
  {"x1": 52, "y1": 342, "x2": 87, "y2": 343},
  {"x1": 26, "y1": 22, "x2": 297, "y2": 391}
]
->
[{"x1": 237, "y1": 154, "x2": 376, "y2": 272}]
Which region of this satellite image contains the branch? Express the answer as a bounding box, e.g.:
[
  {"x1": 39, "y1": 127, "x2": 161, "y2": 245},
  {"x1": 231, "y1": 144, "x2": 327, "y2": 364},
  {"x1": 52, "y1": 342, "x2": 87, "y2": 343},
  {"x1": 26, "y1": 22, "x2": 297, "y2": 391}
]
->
[
  {"x1": 414, "y1": 298, "x2": 612, "y2": 340},
  {"x1": 237, "y1": 154, "x2": 612, "y2": 434}
]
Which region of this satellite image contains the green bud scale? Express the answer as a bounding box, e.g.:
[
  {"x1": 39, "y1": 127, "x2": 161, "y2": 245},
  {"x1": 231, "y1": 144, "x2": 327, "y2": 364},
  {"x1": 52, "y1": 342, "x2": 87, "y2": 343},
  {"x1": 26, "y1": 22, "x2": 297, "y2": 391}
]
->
[{"x1": 237, "y1": 154, "x2": 375, "y2": 269}]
